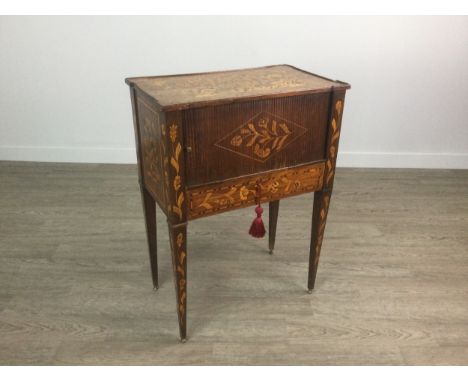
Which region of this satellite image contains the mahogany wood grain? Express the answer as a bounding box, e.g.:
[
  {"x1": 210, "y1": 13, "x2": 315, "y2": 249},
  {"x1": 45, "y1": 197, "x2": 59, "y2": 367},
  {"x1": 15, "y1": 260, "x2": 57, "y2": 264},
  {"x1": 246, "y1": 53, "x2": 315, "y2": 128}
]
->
[
  {"x1": 126, "y1": 65, "x2": 350, "y2": 341},
  {"x1": 268, "y1": 200, "x2": 280, "y2": 254},
  {"x1": 308, "y1": 90, "x2": 347, "y2": 291},
  {"x1": 308, "y1": 188, "x2": 332, "y2": 291},
  {"x1": 183, "y1": 93, "x2": 329, "y2": 187},
  {"x1": 142, "y1": 187, "x2": 158, "y2": 290}
]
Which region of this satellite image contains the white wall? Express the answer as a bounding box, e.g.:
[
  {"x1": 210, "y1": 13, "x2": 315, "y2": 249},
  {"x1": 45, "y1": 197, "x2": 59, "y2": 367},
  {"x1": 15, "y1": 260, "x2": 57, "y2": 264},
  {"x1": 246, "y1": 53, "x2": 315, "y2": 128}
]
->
[{"x1": 1, "y1": 16, "x2": 467, "y2": 168}]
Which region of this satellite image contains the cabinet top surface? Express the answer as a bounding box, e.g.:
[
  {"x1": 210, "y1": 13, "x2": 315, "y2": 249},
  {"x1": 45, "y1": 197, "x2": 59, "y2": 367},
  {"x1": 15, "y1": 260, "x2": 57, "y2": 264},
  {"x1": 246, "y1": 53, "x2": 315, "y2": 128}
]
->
[{"x1": 126, "y1": 65, "x2": 349, "y2": 111}]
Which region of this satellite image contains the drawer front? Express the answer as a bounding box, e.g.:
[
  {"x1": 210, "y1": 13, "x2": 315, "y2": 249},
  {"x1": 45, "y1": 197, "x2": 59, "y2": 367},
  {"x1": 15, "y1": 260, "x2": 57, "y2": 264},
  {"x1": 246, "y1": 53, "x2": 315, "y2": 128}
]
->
[
  {"x1": 183, "y1": 93, "x2": 330, "y2": 187},
  {"x1": 187, "y1": 162, "x2": 324, "y2": 219}
]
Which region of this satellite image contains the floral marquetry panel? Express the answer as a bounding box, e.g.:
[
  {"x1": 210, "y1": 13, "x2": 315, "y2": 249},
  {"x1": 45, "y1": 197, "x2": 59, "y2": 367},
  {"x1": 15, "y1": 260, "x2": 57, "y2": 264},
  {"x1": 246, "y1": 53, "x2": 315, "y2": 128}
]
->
[
  {"x1": 127, "y1": 65, "x2": 348, "y2": 110},
  {"x1": 324, "y1": 99, "x2": 345, "y2": 189},
  {"x1": 166, "y1": 122, "x2": 186, "y2": 223},
  {"x1": 137, "y1": 98, "x2": 166, "y2": 209},
  {"x1": 215, "y1": 111, "x2": 307, "y2": 163},
  {"x1": 187, "y1": 162, "x2": 325, "y2": 219}
]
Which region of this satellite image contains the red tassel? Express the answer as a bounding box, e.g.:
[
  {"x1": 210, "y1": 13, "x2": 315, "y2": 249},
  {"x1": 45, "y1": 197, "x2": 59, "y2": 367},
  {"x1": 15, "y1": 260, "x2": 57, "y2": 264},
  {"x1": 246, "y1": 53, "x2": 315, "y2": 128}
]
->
[{"x1": 249, "y1": 204, "x2": 266, "y2": 238}]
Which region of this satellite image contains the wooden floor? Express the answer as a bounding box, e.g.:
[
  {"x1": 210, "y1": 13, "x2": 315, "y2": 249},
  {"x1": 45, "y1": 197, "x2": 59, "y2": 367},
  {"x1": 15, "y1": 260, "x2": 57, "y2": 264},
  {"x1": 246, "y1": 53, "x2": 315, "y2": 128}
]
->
[{"x1": 0, "y1": 162, "x2": 467, "y2": 365}]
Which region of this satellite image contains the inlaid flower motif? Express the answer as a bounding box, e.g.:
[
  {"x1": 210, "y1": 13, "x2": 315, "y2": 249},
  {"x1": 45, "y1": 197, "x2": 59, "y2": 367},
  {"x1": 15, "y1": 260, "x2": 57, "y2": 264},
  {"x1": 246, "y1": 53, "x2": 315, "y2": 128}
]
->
[
  {"x1": 230, "y1": 135, "x2": 243, "y2": 146},
  {"x1": 173, "y1": 175, "x2": 181, "y2": 191},
  {"x1": 254, "y1": 144, "x2": 271, "y2": 159},
  {"x1": 239, "y1": 186, "x2": 249, "y2": 200},
  {"x1": 176, "y1": 233, "x2": 183, "y2": 248},
  {"x1": 143, "y1": 117, "x2": 152, "y2": 133},
  {"x1": 216, "y1": 111, "x2": 306, "y2": 163},
  {"x1": 325, "y1": 100, "x2": 343, "y2": 188},
  {"x1": 270, "y1": 181, "x2": 279, "y2": 193},
  {"x1": 336, "y1": 100, "x2": 343, "y2": 115},
  {"x1": 169, "y1": 124, "x2": 178, "y2": 143}
]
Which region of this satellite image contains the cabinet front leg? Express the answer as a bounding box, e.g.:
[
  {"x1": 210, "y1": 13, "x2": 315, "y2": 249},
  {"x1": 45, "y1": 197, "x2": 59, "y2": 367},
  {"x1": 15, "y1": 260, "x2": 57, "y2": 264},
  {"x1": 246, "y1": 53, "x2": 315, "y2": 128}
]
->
[
  {"x1": 268, "y1": 200, "x2": 280, "y2": 254},
  {"x1": 168, "y1": 222, "x2": 188, "y2": 342},
  {"x1": 141, "y1": 187, "x2": 158, "y2": 290},
  {"x1": 307, "y1": 189, "x2": 332, "y2": 292}
]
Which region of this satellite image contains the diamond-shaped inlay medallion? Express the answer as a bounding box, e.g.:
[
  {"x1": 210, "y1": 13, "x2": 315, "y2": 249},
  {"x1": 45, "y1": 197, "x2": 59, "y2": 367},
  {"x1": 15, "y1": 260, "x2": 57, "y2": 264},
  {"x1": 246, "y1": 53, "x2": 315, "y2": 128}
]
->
[{"x1": 215, "y1": 111, "x2": 307, "y2": 163}]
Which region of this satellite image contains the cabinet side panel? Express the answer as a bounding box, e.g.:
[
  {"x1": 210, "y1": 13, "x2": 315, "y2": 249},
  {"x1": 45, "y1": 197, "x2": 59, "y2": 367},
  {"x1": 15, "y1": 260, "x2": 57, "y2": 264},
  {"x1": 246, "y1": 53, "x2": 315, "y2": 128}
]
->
[
  {"x1": 183, "y1": 93, "x2": 329, "y2": 187},
  {"x1": 134, "y1": 93, "x2": 167, "y2": 212}
]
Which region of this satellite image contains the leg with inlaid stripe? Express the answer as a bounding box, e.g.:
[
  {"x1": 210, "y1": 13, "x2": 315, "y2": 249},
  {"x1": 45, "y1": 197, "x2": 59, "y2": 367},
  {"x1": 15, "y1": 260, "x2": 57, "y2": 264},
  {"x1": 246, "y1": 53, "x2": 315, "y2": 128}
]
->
[
  {"x1": 268, "y1": 200, "x2": 280, "y2": 254},
  {"x1": 307, "y1": 189, "x2": 332, "y2": 292},
  {"x1": 168, "y1": 222, "x2": 188, "y2": 342},
  {"x1": 141, "y1": 187, "x2": 158, "y2": 290}
]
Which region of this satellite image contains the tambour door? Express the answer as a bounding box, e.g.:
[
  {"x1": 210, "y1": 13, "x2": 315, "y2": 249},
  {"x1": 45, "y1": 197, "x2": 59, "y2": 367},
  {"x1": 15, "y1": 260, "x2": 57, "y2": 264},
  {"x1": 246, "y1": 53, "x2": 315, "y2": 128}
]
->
[{"x1": 182, "y1": 92, "x2": 331, "y2": 187}]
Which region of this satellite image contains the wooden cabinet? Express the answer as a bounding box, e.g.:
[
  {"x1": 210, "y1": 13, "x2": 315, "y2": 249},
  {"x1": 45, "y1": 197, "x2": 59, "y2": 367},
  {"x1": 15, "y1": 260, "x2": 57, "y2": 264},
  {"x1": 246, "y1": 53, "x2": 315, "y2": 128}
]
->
[{"x1": 126, "y1": 65, "x2": 350, "y2": 341}]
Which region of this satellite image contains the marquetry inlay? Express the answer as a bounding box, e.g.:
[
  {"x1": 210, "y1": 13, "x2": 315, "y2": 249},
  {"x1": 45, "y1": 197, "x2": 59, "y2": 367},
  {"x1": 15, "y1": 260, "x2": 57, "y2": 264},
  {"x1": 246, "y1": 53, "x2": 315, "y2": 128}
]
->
[
  {"x1": 187, "y1": 162, "x2": 324, "y2": 219},
  {"x1": 215, "y1": 111, "x2": 307, "y2": 162}
]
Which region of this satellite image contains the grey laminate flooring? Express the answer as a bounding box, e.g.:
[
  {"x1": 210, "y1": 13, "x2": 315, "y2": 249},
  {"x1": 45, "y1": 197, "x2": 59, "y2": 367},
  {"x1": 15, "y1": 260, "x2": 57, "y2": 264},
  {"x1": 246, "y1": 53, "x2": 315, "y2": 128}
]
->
[{"x1": 0, "y1": 162, "x2": 467, "y2": 365}]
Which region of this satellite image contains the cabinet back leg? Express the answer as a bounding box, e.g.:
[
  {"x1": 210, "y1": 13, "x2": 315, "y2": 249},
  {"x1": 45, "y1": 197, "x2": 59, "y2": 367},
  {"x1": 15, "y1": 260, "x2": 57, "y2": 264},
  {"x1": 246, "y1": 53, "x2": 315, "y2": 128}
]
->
[
  {"x1": 141, "y1": 187, "x2": 158, "y2": 289},
  {"x1": 268, "y1": 200, "x2": 280, "y2": 254}
]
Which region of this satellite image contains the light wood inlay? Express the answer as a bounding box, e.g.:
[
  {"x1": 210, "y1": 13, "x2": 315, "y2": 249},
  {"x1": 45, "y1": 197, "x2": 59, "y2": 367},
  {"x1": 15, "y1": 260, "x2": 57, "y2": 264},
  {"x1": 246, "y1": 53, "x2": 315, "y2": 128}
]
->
[
  {"x1": 127, "y1": 66, "x2": 350, "y2": 342},
  {"x1": 187, "y1": 162, "x2": 324, "y2": 219},
  {"x1": 214, "y1": 111, "x2": 307, "y2": 163},
  {"x1": 127, "y1": 65, "x2": 348, "y2": 109},
  {"x1": 136, "y1": 98, "x2": 166, "y2": 209}
]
